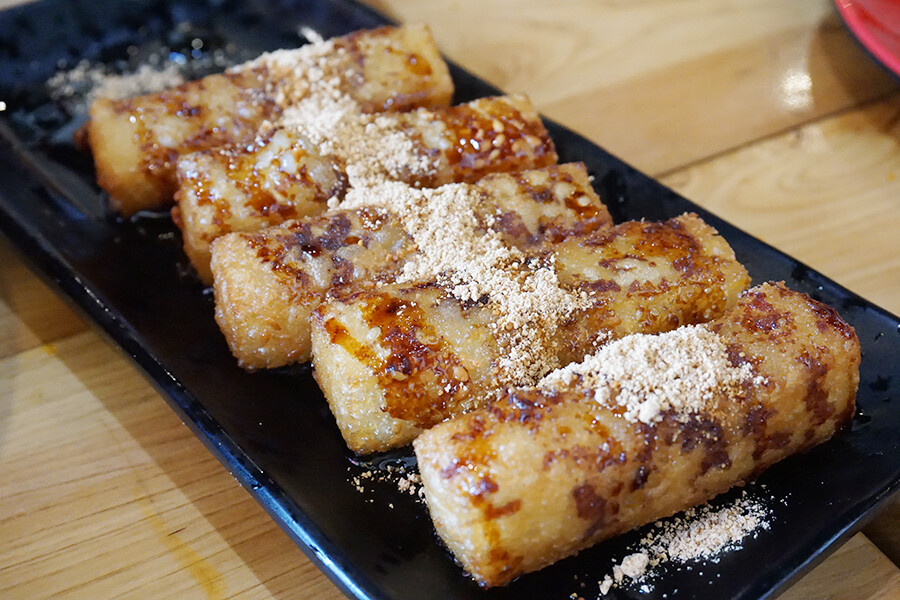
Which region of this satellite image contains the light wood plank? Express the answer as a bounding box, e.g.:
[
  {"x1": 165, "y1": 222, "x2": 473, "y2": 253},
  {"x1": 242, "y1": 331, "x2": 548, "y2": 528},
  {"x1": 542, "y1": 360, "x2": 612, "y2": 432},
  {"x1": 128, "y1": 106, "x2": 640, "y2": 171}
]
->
[
  {"x1": 781, "y1": 534, "x2": 900, "y2": 600},
  {"x1": 370, "y1": 0, "x2": 898, "y2": 175},
  {"x1": 661, "y1": 94, "x2": 900, "y2": 316},
  {"x1": 0, "y1": 326, "x2": 343, "y2": 600},
  {"x1": 866, "y1": 496, "x2": 900, "y2": 568}
]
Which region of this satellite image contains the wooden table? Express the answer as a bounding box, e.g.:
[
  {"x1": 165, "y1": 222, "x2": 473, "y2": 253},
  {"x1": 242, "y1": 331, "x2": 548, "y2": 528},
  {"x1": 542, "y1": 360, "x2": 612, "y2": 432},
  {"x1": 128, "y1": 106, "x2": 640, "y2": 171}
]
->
[{"x1": 2, "y1": 0, "x2": 900, "y2": 598}]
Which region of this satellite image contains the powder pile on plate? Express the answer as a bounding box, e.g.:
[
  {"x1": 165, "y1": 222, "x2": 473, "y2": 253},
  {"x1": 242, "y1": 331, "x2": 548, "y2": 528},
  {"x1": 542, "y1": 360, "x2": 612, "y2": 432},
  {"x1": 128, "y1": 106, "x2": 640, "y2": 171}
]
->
[{"x1": 597, "y1": 493, "x2": 771, "y2": 596}]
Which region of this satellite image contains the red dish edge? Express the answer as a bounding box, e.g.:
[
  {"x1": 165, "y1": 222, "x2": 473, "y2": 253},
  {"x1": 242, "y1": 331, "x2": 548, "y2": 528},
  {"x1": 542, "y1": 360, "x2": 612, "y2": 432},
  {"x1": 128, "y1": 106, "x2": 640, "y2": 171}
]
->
[{"x1": 834, "y1": 0, "x2": 900, "y2": 76}]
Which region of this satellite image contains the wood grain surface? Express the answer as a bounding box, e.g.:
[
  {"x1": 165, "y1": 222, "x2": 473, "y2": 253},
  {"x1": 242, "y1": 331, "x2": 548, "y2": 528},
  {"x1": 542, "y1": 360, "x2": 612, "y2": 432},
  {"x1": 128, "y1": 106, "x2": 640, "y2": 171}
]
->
[{"x1": 2, "y1": 0, "x2": 899, "y2": 598}]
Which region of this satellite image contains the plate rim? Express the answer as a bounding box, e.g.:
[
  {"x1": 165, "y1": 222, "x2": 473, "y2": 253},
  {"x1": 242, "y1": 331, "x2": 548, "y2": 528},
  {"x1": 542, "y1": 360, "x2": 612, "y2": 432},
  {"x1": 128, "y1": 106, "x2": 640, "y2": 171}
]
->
[{"x1": 834, "y1": 0, "x2": 900, "y2": 78}]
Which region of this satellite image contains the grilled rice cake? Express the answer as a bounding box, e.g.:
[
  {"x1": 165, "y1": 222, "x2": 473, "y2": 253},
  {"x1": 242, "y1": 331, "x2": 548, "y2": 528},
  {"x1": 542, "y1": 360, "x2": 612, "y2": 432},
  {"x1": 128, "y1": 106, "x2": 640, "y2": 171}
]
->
[
  {"x1": 310, "y1": 213, "x2": 751, "y2": 454},
  {"x1": 414, "y1": 282, "x2": 859, "y2": 587},
  {"x1": 176, "y1": 94, "x2": 557, "y2": 283},
  {"x1": 87, "y1": 24, "x2": 453, "y2": 215},
  {"x1": 212, "y1": 163, "x2": 610, "y2": 370}
]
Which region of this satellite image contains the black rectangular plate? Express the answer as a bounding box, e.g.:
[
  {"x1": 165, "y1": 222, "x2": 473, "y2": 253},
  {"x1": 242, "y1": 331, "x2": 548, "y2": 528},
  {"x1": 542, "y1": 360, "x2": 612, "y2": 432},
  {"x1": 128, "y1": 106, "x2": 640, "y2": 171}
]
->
[{"x1": 1, "y1": 1, "x2": 899, "y2": 599}]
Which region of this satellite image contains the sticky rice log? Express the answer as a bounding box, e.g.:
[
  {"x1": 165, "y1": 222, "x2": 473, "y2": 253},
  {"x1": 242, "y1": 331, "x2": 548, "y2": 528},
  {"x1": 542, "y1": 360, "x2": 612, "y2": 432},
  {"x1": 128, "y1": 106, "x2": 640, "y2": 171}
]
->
[
  {"x1": 211, "y1": 163, "x2": 610, "y2": 369},
  {"x1": 310, "y1": 213, "x2": 751, "y2": 454},
  {"x1": 413, "y1": 282, "x2": 860, "y2": 587},
  {"x1": 176, "y1": 94, "x2": 557, "y2": 283},
  {"x1": 86, "y1": 24, "x2": 453, "y2": 215}
]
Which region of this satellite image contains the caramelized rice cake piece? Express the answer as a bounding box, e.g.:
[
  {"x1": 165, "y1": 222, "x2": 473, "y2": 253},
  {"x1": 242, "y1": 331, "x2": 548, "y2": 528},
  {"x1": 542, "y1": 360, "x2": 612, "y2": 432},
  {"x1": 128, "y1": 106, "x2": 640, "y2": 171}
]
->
[
  {"x1": 176, "y1": 94, "x2": 557, "y2": 282},
  {"x1": 86, "y1": 24, "x2": 453, "y2": 215},
  {"x1": 414, "y1": 282, "x2": 859, "y2": 587},
  {"x1": 211, "y1": 164, "x2": 609, "y2": 369},
  {"x1": 310, "y1": 213, "x2": 751, "y2": 454}
]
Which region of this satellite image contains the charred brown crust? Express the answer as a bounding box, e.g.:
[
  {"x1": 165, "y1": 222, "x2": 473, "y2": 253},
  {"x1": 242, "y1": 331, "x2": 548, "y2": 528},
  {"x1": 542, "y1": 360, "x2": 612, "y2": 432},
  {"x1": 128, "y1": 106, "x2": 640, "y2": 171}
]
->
[{"x1": 414, "y1": 283, "x2": 860, "y2": 587}]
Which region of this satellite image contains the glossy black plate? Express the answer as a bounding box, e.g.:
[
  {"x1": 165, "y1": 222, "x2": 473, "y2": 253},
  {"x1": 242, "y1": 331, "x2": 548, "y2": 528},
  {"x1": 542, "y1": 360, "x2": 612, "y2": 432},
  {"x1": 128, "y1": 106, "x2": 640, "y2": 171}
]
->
[{"x1": 1, "y1": 1, "x2": 899, "y2": 598}]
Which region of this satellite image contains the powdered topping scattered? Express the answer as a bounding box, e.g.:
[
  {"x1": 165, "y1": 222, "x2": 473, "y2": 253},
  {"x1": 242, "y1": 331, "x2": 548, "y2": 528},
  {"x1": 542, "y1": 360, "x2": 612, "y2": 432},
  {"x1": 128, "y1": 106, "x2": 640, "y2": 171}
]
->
[
  {"x1": 288, "y1": 107, "x2": 436, "y2": 189},
  {"x1": 598, "y1": 493, "x2": 771, "y2": 596},
  {"x1": 341, "y1": 180, "x2": 589, "y2": 384},
  {"x1": 540, "y1": 324, "x2": 766, "y2": 424},
  {"x1": 661, "y1": 500, "x2": 769, "y2": 562},
  {"x1": 615, "y1": 552, "x2": 649, "y2": 581},
  {"x1": 348, "y1": 463, "x2": 426, "y2": 504},
  {"x1": 345, "y1": 112, "x2": 438, "y2": 186},
  {"x1": 47, "y1": 60, "x2": 185, "y2": 105},
  {"x1": 240, "y1": 39, "x2": 367, "y2": 153},
  {"x1": 277, "y1": 78, "x2": 358, "y2": 147},
  {"x1": 243, "y1": 38, "x2": 438, "y2": 188},
  {"x1": 236, "y1": 38, "x2": 350, "y2": 108}
]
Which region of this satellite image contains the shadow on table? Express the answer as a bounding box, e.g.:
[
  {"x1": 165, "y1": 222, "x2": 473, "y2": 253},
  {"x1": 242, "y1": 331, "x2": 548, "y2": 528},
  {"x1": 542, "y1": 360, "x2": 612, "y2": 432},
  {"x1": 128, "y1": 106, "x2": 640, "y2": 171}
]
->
[{"x1": 3, "y1": 240, "x2": 339, "y2": 600}]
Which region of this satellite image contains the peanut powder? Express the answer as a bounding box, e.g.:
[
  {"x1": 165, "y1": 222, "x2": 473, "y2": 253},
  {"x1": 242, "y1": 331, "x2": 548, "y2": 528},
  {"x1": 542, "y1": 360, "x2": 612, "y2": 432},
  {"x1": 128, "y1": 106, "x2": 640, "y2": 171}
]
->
[
  {"x1": 244, "y1": 37, "x2": 439, "y2": 188},
  {"x1": 286, "y1": 106, "x2": 437, "y2": 189},
  {"x1": 236, "y1": 38, "x2": 346, "y2": 107},
  {"x1": 277, "y1": 78, "x2": 437, "y2": 189},
  {"x1": 540, "y1": 324, "x2": 766, "y2": 424},
  {"x1": 597, "y1": 493, "x2": 771, "y2": 596},
  {"x1": 660, "y1": 500, "x2": 769, "y2": 562},
  {"x1": 340, "y1": 180, "x2": 589, "y2": 385},
  {"x1": 47, "y1": 59, "x2": 186, "y2": 105},
  {"x1": 345, "y1": 113, "x2": 438, "y2": 186},
  {"x1": 249, "y1": 40, "x2": 365, "y2": 154},
  {"x1": 348, "y1": 463, "x2": 426, "y2": 504}
]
